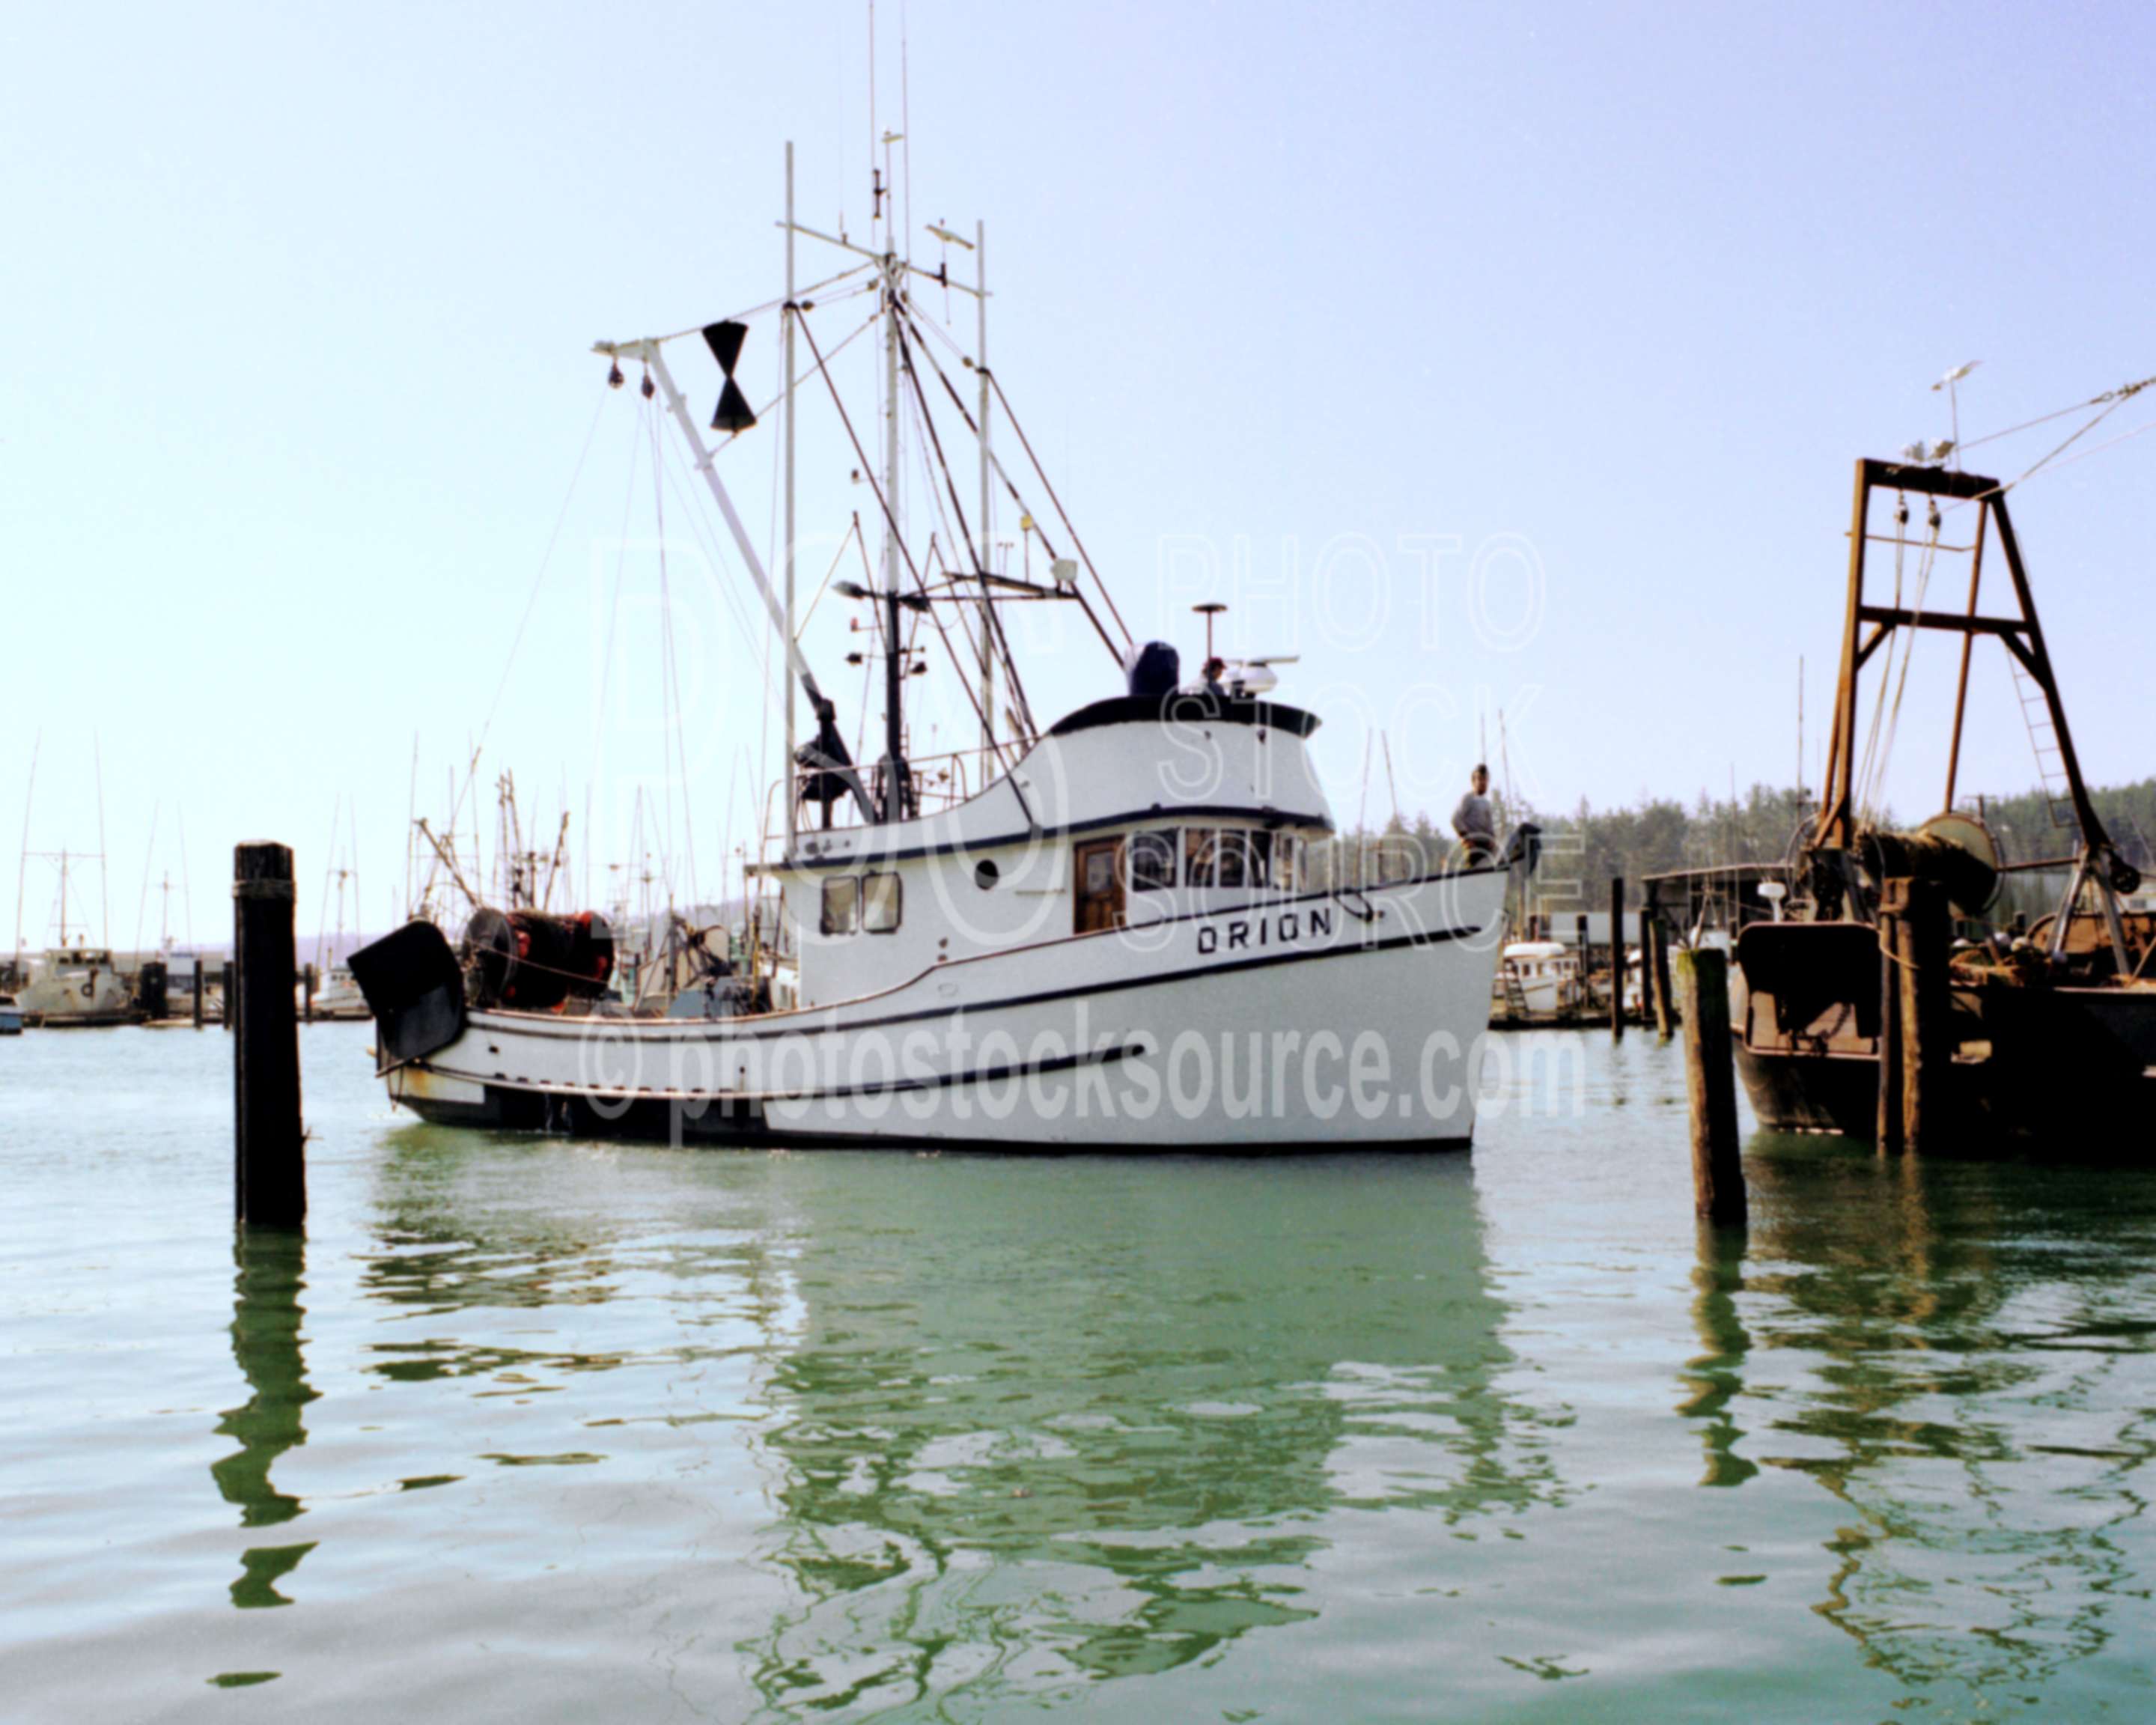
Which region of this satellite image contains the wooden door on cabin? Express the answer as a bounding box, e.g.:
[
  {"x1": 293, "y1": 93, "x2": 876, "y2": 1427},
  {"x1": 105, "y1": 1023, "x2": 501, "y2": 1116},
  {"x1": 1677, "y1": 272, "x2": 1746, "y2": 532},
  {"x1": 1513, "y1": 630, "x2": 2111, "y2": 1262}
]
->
[{"x1": 1074, "y1": 839, "x2": 1126, "y2": 934}]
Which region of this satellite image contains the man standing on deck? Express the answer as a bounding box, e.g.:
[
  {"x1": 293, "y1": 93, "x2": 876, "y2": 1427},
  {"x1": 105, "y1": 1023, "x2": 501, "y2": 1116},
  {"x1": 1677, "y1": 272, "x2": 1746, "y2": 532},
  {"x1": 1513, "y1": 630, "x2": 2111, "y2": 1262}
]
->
[{"x1": 1452, "y1": 764, "x2": 1498, "y2": 865}]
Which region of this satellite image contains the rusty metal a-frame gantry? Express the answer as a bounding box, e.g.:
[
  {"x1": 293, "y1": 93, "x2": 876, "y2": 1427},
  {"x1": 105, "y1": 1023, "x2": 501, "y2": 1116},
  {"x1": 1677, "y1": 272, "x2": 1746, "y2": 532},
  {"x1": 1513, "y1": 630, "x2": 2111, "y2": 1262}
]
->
[{"x1": 1815, "y1": 457, "x2": 2135, "y2": 964}]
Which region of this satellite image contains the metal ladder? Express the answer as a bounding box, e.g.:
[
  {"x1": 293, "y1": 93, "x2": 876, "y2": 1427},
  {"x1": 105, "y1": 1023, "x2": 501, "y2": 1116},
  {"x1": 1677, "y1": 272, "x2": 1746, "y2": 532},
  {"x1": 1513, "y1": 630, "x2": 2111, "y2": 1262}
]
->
[
  {"x1": 2008, "y1": 656, "x2": 2079, "y2": 833},
  {"x1": 1500, "y1": 961, "x2": 1532, "y2": 1022}
]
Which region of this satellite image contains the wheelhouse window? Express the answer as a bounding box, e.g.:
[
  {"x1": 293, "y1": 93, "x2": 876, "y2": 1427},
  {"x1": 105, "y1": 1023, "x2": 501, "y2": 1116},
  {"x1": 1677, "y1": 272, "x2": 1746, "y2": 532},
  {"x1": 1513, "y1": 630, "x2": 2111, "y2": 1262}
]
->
[
  {"x1": 820, "y1": 876, "x2": 859, "y2": 936},
  {"x1": 862, "y1": 871, "x2": 902, "y2": 933},
  {"x1": 1187, "y1": 827, "x2": 1272, "y2": 890},
  {"x1": 1273, "y1": 834, "x2": 1303, "y2": 892},
  {"x1": 1127, "y1": 830, "x2": 1177, "y2": 892}
]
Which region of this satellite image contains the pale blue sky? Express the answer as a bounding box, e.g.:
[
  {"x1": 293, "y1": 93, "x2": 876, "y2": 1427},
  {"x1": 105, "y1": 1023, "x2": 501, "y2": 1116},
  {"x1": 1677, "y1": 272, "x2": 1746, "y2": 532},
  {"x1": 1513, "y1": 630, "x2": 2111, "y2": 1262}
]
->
[{"x1": 5, "y1": 1, "x2": 2152, "y2": 946}]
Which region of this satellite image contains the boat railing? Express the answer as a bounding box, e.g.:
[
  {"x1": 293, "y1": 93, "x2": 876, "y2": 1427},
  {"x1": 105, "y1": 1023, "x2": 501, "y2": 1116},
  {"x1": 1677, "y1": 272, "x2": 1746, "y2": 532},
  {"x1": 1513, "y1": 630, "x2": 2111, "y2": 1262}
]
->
[
  {"x1": 760, "y1": 739, "x2": 1018, "y2": 854},
  {"x1": 1302, "y1": 833, "x2": 1455, "y2": 890}
]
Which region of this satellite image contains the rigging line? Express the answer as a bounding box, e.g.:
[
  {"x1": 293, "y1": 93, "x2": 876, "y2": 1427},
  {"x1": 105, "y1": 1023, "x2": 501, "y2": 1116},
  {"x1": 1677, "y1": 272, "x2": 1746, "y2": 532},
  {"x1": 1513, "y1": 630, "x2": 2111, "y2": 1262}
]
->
[
  {"x1": 984, "y1": 366, "x2": 1135, "y2": 649},
  {"x1": 648, "y1": 408, "x2": 678, "y2": 905},
  {"x1": 452, "y1": 389, "x2": 610, "y2": 842},
  {"x1": 740, "y1": 289, "x2": 882, "y2": 427},
  {"x1": 609, "y1": 265, "x2": 877, "y2": 355},
  {"x1": 650, "y1": 407, "x2": 702, "y2": 911},
  {"x1": 2006, "y1": 412, "x2": 2156, "y2": 481},
  {"x1": 897, "y1": 303, "x2": 1124, "y2": 666},
  {"x1": 1959, "y1": 371, "x2": 2156, "y2": 451},
  {"x1": 655, "y1": 441, "x2": 770, "y2": 652},
  {"x1": 905, "y1": 308, "x2": 1069, "y2": 553},
  {"x1": 131, "y1": 800, "x2": 159, "y2": 960},
  {"x1": 896, "y1": 359, "x2": 1029, "y2": 734},
  {"x1": 1871, "y1": 511, "x2": 1944, "y2": 816},
  {"x1": 901, "y1": 0, "x2": 911, "y2": 255},
  {"x1": 893, "y1": 319, "x2": 1037, "y2": 730},
  {"x1": 311, "y1": 793, "x2": 341, "y2": 975},
  {"x1": 93, "y1": 733, "x2": 109, "y2": 945},
  {"x1": 801, "y1": 516, "x2": 867, "y2": 631},
  {"x1": 896, "y1": 333, "x2": 975, "y2": 575},
  {"x1": 901, "y1": 308, "x2": 1076, "y2": 557},
  {"x1": 13, "y1": 728, "x2": 38, "y2": 964},
  {"x1": 897, "y1": 305, "x2": 1130, "y2": 655},
  {"x1": 2001, "y1": 395, "x2": 2130, "y2": 490},
  {"x1": 177, "y1": 805, "x2": 192, "y2": 949},
  {"x1": 657, "y1": 302, "x2": 883, "y2": 651},
  {"x1": 650, "y1": 464, "x2": 802, "y2": 855},
  {"x1": 348, "y1": 798, "x2": 363, "y2": 943},
  {"x1": 589, "y1": 395, "x2": 649, "y2": 818},
  {"x1": 763, "y1": 310, "x2": 787, "y2": 875},
  {"x1": 902, "y1": 374, "x2": 1036, "y2": 743},
  {"x1": 795, "y1": 311, "x2": 1016, "y2": 780},
  {"x1": 1940, "y1": 397, "x2": 2139, "y2": 517},
  {"x1": 1853, "y1": 494, "x2": 1909, "y2": 822}
]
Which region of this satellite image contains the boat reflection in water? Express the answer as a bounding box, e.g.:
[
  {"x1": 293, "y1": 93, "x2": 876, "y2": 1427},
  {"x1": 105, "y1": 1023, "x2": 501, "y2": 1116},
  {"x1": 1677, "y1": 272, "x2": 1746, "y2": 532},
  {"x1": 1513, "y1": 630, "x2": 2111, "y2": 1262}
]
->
[
  {"x1": 737, "y1": 1155, "x2": 1566, "y2": 1707},
  {"x1": 329, "y1": 1119, "x2": 2153, "y2": 1718},
  {"x1": 355, "y1": 1132, "x2": 1559, "y2": 1712},
  {"x1": 1691, "y1": 1142, "x2": 2154, "y2": 1704}
]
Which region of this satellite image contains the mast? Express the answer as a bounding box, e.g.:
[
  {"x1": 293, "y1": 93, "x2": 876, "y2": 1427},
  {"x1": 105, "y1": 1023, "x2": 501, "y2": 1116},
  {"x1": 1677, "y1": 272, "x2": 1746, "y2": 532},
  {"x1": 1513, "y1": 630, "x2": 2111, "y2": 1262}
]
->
[
  {"x1": 13, "y1": 729, "x2": 36, "y2": 973},
  {"x1": 94, "y1": 734, "x2": 109, "y2": 946},
  {"x1": 881, "y1": 246, "x2": 906, "y2": 821},
  {"x1": 784, "y1": 141, "x2": 799, "y2": 852},
  {"x1": 977, "y1": 218, "x2": 993, "y2": 752}
]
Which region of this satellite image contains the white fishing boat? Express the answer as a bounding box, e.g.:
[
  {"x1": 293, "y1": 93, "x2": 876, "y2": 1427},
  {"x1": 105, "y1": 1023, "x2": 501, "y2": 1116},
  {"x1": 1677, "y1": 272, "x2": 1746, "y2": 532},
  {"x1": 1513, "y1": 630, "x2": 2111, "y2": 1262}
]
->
[
  {"x1": 1496, "y1": 939, "x2": 1580, "y2": 1018},
  {"x1": 308, "y1": 963, "x2": 370, "y2": 1021},
  {"x1": 352, "y1": 144, "x2": 1532, "y2": 1151},
  {"x1": 21, "y1": 943, "x2": 136, "y2": 1028},
  {"x1": 305, "y1": 860, "x2": 372, "y2": 1020},
  {"x1": 13, "y1": 850, "x2": 136, "y2": 1028}
]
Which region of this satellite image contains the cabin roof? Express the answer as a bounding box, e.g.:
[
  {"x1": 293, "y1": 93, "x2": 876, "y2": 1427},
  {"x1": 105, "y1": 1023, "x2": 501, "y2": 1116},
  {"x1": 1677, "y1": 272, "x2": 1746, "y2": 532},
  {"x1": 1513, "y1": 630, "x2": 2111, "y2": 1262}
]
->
[{"x1": 1047, "y1": 691, "x2": 1320, "y2": 740}]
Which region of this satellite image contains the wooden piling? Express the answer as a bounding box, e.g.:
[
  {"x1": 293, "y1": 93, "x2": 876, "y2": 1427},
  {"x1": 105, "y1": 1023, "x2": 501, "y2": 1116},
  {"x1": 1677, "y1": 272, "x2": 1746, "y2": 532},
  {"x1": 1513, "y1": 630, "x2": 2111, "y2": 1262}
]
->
[
  {"x1": 222, "y1": 961, "x2": 235, "y2": 1032},
  {"x1": 234, "y1": 842, "x2": 305, "y2": 1227},
  {"x1": 1610, "y1": 877, "x2": 1627, "y2": 1039},
  {"x1": 1875, "y1": 884, "x2": 1905, "y2": 1151},
  {"x1": 1651, "y1": 914, "x2": 1675, "y2": 1038},
  {"x1": 192, "y1": 959, "x2": 205, "y2": 1030},
  {"x1": 1898, "y1": 876, "x2": 1950, "y2": 1153},
  {"x1": 302, "y1": 963, "x2": 315, "y2": 1026},
  {"x1": 138, "y1": 958, "x2": 169, "y2": 1022},
  {"x1": 1637, "y1": 905, "x2": 1657, "y2": 1029},
  {"x1": 1574, "y1": 913, "x2": 1589, "y2": 1011},
  {"x1": 1676, "y1": 946, "x2": 1746, "y2": 1223}
]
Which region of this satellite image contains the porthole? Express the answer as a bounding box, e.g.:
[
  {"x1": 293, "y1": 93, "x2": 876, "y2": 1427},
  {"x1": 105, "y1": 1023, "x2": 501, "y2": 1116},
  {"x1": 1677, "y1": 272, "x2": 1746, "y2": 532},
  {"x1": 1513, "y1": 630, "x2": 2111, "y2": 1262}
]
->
[{"x1": 975, "y1": 858, "x2": 1001, "y2": 889}]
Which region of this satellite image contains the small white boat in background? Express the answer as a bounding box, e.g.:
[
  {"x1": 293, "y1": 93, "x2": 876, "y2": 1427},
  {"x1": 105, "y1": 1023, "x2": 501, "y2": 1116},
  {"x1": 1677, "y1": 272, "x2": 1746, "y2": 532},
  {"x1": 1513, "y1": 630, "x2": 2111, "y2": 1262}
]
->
[
  {"x1": 20, "y1": 945, "x2": 137, "y2": 1028},
  {"x1": 308, "y1": 963, "x2": 371, "y2": 1021},
  {"x1": 1497, "y1": 939, "x2": 1583, "y2": 1019}
]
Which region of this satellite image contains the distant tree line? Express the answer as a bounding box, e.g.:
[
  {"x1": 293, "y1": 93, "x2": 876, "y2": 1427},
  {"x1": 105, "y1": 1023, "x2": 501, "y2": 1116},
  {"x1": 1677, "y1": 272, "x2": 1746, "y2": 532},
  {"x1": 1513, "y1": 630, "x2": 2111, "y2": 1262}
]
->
[{"x1": 1359, "y1": 776, "x2": 2156, "y2": 909}]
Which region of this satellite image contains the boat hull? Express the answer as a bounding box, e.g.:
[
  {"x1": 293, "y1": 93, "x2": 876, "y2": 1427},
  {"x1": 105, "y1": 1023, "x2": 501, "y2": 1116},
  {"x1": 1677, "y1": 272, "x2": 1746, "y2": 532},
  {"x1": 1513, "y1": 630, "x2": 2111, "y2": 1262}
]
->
[
  {"x1": 385, "y1": 871, "x2": 1508, "y2": 1151},
  {"x1": 1736, "y1": 978, "x2": 2156, "y2": 1143},
  {"x1": 19, "y1": 962, "x2": 137, "y2": 1029}
]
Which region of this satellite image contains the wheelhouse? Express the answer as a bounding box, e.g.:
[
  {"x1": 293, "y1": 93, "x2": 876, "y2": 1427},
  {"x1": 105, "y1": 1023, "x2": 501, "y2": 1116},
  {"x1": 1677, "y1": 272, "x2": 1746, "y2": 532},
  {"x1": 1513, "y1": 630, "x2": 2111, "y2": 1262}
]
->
[{"x1": 755, "y1": 687, "x2": 1339, "y2": 1009}]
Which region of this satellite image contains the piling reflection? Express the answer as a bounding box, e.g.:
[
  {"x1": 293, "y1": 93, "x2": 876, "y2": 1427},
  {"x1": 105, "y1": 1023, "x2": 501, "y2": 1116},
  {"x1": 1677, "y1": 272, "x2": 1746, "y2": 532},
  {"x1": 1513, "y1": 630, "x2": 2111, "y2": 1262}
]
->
[
  {"x1": 740, "y1": 1157, "x2": 1556, "y2": 1713},
  {"x1": 1681, "y1": 1221, "x2": 1758, "y2": 1488},
  {"x1": 210, "y1": 1227, "x2": 318, "y2": 1609},
  {"x1": 1740, "y1": 1141, "x2": 2155, "y2": 1699}
]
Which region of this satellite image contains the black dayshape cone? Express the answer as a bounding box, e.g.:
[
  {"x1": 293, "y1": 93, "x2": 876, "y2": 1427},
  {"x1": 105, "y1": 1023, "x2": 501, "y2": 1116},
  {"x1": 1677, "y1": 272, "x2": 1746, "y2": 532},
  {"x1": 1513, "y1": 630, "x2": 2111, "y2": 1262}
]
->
[{"x1": 703, "y1": 320, "x2": 756, "y2": 432}]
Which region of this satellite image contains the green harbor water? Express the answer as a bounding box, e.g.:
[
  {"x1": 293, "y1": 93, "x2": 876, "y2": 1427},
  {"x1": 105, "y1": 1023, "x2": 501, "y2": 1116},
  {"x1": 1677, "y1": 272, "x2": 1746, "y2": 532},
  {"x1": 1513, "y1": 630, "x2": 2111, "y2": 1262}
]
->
[{"x1": 2, "y1": 1023, "x2": 2152, "y2": 1721}]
